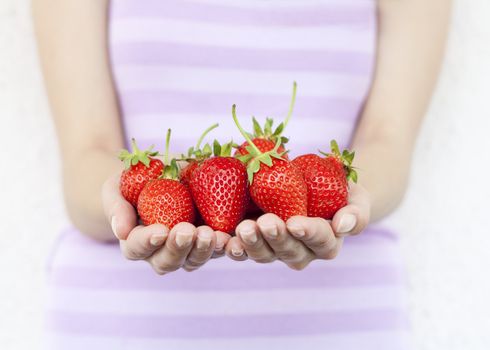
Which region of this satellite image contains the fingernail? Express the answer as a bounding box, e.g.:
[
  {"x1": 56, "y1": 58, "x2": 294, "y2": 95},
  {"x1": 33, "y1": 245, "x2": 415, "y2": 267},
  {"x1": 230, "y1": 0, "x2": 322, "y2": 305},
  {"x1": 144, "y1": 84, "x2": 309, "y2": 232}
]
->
[
  {"x1": 150, "y1": 233, "x2": 167, "y2": 247},
  {"x1": 175, "y1": 231, "x2": 193, "y2": 248},
  {"x1": 232, "y1": 248, "x2": 244, "y2": 257},
  {"x1": 262, "y1": 225, "x2": 278, "y2": 238},
  {"x1": 111, "y1": 216, "x2": 121, "y2": 240},
  {"x1": 288, "y1": 226, "x2": 305, "y2": 238},
  {"x1": 239, "y1": 228, "x2": 257, "y2": 244},
  {"x1": 197, "y1": 231, "x2": 212, "y2": 250},
  {"x1": 214, "y1": 240, "x2": 224, "y2": 252},
  {"x1": 337, "y1": 214, "x2": 357, "y2": 234}
]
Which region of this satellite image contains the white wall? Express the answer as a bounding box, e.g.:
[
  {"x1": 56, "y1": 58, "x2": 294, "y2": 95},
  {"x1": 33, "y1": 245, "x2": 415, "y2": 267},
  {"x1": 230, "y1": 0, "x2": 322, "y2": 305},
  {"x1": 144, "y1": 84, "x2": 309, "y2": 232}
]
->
[{"x1": 0, "y1": 1, "x2": 489, "y2": 349}]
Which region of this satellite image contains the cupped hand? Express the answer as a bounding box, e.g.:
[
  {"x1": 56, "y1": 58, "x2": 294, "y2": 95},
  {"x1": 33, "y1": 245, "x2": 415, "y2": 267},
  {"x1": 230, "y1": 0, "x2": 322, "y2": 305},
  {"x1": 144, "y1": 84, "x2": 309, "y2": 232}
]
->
[
  {"x1": 102, "y1": 172, "x2": 231, "y2": 274},
  {"x1": 225, "y1": 182, "x2": 370, "y2": 270}
]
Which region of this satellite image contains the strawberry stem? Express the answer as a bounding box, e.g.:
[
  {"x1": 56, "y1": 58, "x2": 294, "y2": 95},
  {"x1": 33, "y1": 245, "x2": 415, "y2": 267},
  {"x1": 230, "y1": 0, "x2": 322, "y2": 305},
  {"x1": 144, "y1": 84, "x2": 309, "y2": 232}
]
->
[
  {"x1": 232, "y1": 104, "x2": 262, "y2": 155},
  {"x1": 283, "y1": 81, "x2": 297, "y2": 129},
  {"x1": 196, "y1": 123, "x2": 219, "y2": 150},
  {"x1": 164, "y1": 129, "x2": 171, "y2": 165},
  {"x1": 131, "y1": 138, "x2": 140, "y2": 154}
]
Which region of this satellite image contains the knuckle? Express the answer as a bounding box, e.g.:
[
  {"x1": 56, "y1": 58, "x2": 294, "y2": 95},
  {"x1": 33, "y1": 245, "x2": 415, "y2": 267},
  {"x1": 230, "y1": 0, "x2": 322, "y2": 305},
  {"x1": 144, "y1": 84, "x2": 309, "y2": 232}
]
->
[
  {"x1": 288, "y1": 260, "x2": 310, "y2": 271},
  {"x1": 254, "y1": 256, "x2": 276, "y2": 264},
  {"x1": 276, "y1": 249, "x2": 299, "y2": 262},
  {"x1": 156, "y1": 261, "x2": 180, "y2": 273},
  {"x1": 323, "y1": 248, "x2": 340, "y2": 260},
  {"x1": 185, "y1": 258, "x2": 204, "y2": 268},
  {"x1": 151, "y1": 265, "x2": 167, "y2": 275},
  {"x1": 183, "y1": 265, "x2": 199, "y2": 272},
  {"x1": 123, "y1": 246, "x2": 142, "y2": 260}
]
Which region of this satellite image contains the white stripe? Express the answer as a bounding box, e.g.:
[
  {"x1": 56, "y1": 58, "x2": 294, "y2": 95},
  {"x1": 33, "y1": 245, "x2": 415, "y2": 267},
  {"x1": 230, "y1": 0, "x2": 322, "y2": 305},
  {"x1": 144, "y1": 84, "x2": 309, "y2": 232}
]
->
[
  {"x1": 47, "y1": 331, "x2": 411, "y2": 350},
  {"x1": 110, "y1": 18, "x2": 374, "y2": 53},
  {"x1": 113, "y1": 65, "x2": 370, "y2": 98},
  {"x1": 122, "y1": 114, "x2": 354, "y2": 144},
  {"x1": 47, "y1": 285, "x2": 405, "y2": 316}
]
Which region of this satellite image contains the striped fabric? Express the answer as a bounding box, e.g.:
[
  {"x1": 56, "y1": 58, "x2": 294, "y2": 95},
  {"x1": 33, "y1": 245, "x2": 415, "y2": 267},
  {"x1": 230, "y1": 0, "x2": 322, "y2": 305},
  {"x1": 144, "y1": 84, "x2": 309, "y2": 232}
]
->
[{"x1": 45, "y1": 0, "x2": 412, "y2": 349}]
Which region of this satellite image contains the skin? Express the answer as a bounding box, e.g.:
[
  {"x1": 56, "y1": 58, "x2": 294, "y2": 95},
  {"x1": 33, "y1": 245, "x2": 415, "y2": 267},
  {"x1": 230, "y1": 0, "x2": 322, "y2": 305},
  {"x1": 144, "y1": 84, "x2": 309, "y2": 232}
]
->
[{"x1": 33, "y1": 0, "x2": 451, "y2": 273}]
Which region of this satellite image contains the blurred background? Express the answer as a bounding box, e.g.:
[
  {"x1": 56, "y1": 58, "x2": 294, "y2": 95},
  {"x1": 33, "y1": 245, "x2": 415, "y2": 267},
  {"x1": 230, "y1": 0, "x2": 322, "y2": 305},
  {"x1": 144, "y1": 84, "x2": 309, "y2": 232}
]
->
[{"x1": 1, "y1": 0, "x2": 489, "y2": 349}]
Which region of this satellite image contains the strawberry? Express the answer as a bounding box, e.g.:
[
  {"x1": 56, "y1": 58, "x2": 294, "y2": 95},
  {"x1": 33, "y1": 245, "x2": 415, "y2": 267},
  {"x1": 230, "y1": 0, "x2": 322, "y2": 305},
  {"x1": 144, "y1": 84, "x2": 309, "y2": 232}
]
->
[
  {"x1": 180, "y1": 161, "x2": 199, "y2": 188},
  {"x1": 292, "y1": 140, "x2": 357, "y2": 219},
  {"x1": 234, "y1": 82, "x2": 297, "y2": 160},
  {"x1": 235, "y1": 138, "x2": 288, "y2": 160},
  {"x1": 232, "y1": 104, "x2": 307, "y2": 221},
  {"x1": 137, "y1": 130, "x2": 195, "y2": 228},
  {"x1": 179, "y1": 123, "x2": 219, "y2": 188},
  {"x1": 190, "y1": 141, "x2": 249, "y2": 233},
  {"x1": 119, "y1": 139, "x2": 164, "y2": 207}
]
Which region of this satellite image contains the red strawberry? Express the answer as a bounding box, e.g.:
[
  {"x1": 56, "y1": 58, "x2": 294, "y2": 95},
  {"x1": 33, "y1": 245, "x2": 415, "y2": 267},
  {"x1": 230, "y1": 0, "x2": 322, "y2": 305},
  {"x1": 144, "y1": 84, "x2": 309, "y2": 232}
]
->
[
  {"x1": 232, "y1": 104, "x2": 307, "y2": 221},
  {"x1": 292, "y1": 141, "x2": 357, "y2": 219},
  {"x1": 119, "y1": 139, "x2": 164, "y2": 207},
  {"x1": 180, "y1": 160, "x2": 199, "y2": 188},
  {"x1": 137, "y1": 130, "x2": 195, "y2": 228},
  {"x1": 235, "y1": 138, "x2": 288, "y2": 159},
  {"x1": 138, "y1": 177, "x2": 195, "y2": 228},
  {"x1": 190, "y1": 141, "x2": 249, "y2": 233},
  {"x1": 249, "y1": 158, "x2": 307, "y2": 221},
  {"x1": 179, "y1": 123, "x2": 219, "y2": 188},
  {"x1": 234, "y1": 82, "x2": 297, "y2": 160}
]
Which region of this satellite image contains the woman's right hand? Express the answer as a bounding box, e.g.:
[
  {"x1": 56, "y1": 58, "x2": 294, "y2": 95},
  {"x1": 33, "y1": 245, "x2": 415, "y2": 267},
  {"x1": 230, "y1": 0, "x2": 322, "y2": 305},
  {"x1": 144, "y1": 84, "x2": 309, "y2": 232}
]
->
[{"x1": 102, "y1": 173, "x2": 230, "y2": 273}]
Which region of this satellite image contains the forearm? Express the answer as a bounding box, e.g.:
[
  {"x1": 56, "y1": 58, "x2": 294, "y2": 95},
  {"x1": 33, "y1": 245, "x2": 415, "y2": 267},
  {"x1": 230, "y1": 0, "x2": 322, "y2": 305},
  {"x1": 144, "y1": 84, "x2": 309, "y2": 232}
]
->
[
  {"x1": 63, "y1": 151, "x2": 121, "y2": 241},
  {"x1": 33, "y1": 0, "x2": 124, "y2": 240},
  {"x1": 351, "y1": 131, "x2": 412, "y2": 222},
  {"x1": 350, "y1": 0, "x2": 451, "y2": 221}
]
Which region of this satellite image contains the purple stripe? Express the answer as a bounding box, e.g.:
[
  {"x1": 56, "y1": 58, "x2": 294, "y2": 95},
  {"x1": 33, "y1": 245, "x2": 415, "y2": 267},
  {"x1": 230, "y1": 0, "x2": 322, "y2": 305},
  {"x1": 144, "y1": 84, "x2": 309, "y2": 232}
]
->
[
  {"x1": 50, "y1": 263, "x2": 400, "y2": 291},
  {"x1": 49, "y1": 308, "x2": 407, "y2": 338},
  {"x1": 111, "y1": 0, "x2": 375, "y2": 27},
  {"x1": 111, "y1": 43, "x2": 373, "y2": 74},
  {"x1": 117, "y1": 90, "x2": 362, "y2": 121}
]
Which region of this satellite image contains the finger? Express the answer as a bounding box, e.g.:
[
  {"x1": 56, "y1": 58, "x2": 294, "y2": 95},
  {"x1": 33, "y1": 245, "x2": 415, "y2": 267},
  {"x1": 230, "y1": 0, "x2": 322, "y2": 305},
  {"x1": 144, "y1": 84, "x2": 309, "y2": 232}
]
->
[
  {"x1": 102, "y1": 172, "x2": 137, "y2": 240},
  {"x1": 225, "y1": 236, "x2": 248, "y2": 261},
  {"x1": 147, "y1": 222, "x2": 197, "y2": 275},
  {"x1": 183, "y1": 226, "x2": 216, "y2": 272},
  {"x1": 120, "y1": 224, "x2": 169, "y2": 260},
  {"x1": 236, "y1": 219, "x2": 276, "y2": 263},
  {"x1": 332, "y1": 183, "x2": 371, "y2": 237},
  {"x1": 256, "y1": 213, "x2": 314, "y2": 268},
  {"x1": 212, "y1": 231, "x2": 231, "y2": 258},
  {"x1": 286, "y1": 216, "x2": 342, "y2": 260}
]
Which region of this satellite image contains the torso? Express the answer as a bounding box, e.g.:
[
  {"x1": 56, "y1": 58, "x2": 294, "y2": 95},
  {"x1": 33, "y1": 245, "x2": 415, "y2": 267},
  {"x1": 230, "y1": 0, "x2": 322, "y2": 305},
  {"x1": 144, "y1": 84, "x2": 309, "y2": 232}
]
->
[{"x1": 45, "y1": 1, "x2": 412, "y2": 349}]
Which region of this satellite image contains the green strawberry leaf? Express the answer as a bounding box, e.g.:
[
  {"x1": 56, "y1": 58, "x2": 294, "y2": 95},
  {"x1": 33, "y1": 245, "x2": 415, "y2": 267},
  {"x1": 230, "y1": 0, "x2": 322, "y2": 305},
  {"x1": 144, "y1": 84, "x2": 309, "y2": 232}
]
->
[
  {"x1": 139, "y1": 154, "x2": 151, "y2": 167},
  {"x1": 221, "y1": 141, "x2": 232, "y2": 157},
  {"x1": 213, "y1": 139, "x2": 221, "y2": 157},
  {"x1": 330, "y1": 139, "x2": 341, "y2": 156},
  {"x1": 202, "y1": 143, "x2": 212, "y2": 156},
  {"x1": 347, "y1": 169, "x2": 358, "y2": 183},
  {"x1": 247, "y1": 159, "x2": 261, "y2": 184},
  {"x1": 272, "y1": 122, "x2": 284, "y2": 137},
  {"x1": 252, "y1": 117, "x2": 264, "y2": 137},
  {"x1": 344, "y1": 150, "x2": 355, "y2": 165},
  {"x1": 237, "y1": 154, "x2": 252, "y2": 164},
  {"x1": 245, "y1": 144, "x2": 257, "y2": 156},
  {"x1": 264, "y1": 118, "x2": 273, "y2": 136},
  {"x1": 262, "y1": 154, "x2": 273, "y2": 167}
]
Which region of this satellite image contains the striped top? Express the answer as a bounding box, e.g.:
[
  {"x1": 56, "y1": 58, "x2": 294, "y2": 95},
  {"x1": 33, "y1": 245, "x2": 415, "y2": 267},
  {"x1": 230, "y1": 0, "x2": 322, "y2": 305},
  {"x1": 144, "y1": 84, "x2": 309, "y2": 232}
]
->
[
  {"x1": 45, "y1": 1, "x2": 412, "y2": 349},
  {"x1": 109, "y1": 0, "x2": 377, "y2": 154}
]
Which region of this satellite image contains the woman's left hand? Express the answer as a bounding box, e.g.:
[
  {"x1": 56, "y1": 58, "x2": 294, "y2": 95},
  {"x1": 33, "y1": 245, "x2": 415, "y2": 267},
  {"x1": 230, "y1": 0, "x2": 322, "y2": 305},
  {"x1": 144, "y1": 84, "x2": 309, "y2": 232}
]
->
[{"x1": 225, "y1": 183, "x2": 371, "y2": 270}]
